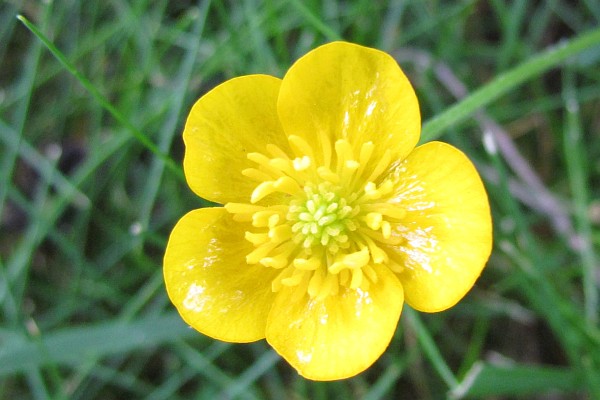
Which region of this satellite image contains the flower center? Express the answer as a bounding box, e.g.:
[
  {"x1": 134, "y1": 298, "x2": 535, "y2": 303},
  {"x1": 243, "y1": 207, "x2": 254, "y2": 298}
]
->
[
  {"x1": 225, "y1": 135, "x2": 406, "y2": 300},
  {"x1": 287, "y1": 183, "x2": 358, "y2": 254}
]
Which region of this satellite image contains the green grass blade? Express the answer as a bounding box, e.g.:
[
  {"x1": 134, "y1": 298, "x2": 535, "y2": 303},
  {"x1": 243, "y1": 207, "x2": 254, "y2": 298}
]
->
[
  {"x1": 420, "y1": 26, "x2": 600, "y2": 143},
  {"x1": 450, "y1": 362, "x2": 584, "y2": 399},
  {"x1": 405, "y1": 308, "x2": 458, "y2": 389},
  {"x1": 136, "y1": 1, "x2": 210, "y2": 235},
  {"x1": 0, "y1": 313, "x2": 196, "y2": 375},
  {"x1": 288, "y1": 0, "x2": 341, "y2": 41},
  {"x1": 16, "y1": 15, "x2": 184, "y2": 182},
  {"x1": 562, "y1": 67, "x2": 599, "y2": 324}
]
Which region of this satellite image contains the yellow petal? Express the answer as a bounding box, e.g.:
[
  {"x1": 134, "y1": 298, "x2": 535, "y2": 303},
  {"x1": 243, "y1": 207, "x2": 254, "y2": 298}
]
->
[
  {"x1": 183, "y1": 75, "x2": 289, "y2": 204},
  {"x1": 385, "y1": 142, "x2": 492, "y2": 312},
  {"x1": 164, "y1": 207, "x2": 279, "y2": 342},
  {"x1": 265, "y1": 264, "x2": 404, "y2": 380},
  {"x1": 278, "y1": 42, "x2": 420, "y2": 167}
]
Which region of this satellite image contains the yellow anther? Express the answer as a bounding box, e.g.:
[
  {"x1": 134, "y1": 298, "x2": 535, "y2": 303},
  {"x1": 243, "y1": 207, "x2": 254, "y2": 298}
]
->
[
  {"x1": 252, "y1": 210, "x2": 278, "y2": 227},
  {"x1": 377, "y1": 179, "x2": 394, "y2": 196},
  {"x1": 364, "y1": 181, "x2": 377, "y2": 194},
  {"x1": 345, "y1": 160, "x2": 360, "y2": 170},
  {"x1": 245, "y1": 231, "x2": 269, "y2": 245},
  {"x1": 269, "y1": 158, "x2": 294, "y2": 175},
  {"x1": 268, "y1": 224, "x2": 292, "y2": 243},
  {"x1": 274, "y1": 176, "x2": 302, "y2": 195},
  {"x1": 272, "y1": 267, "x2": 293, "y2": 291},
  {"x1": 329, "y1": 247, "x2": 370, "y2": 273},
  {"x1": 364, "y1": 236, "x2": 387, "y2": 264},
  {"x1": 224, "y1": 202, "x2": 264, "y2": 214},
  {"x1": 251, "y1": 181, "x2": 276, "y2": 203},
  {"x1": 268, "y1": 213, "x2": 280, "y2": 228},
  {"x1": 241, "y1": 168, "x2": 273, "y2": 182},
  {"x1": 281, "y1": 270, "x2": 306, "y2": 286},
  {"x1": 260, "y1": 255, "x2": 289, "y2": 269},
  {"x1": 317, "y1": 166, "x2": 340, "y2": 183},
  {"x1": 388, "y1": 260, "x2": 404, "y2": 273},
  {"x1": 363, "y1": 264, "x2": 378, "y2": 283},
  {"x1": 365, "y1": 212, "x2": 383, "y2": 230},
  {"x1": 265, "y1": 143, "x2": 289, "y2": 159},
  {"x1": 381, "y1": 221, "x2": 392, "y2": 239},
  {"x1": 247, "y1": 152, "x2": 271, "y2": 166},
  {"x1": 293, "y1": 156, "x2": 311, "y2": 171},
  {"x1": 293, "y1": 256, "x2": 321, "y2": 270},
  {"x1": 288, "y1": 135, "x2": 314, "y2": 159},
  {"x1": 359, "y1": 142, "x2": 375, "y2": 166},
  {"x1": 334, "y1": 139, "x2": 354, "y2": 161},
  {"x1": 350, "y1": 268, "x2": 363, "y2": 289},
  {"x1": 364, "y1": 203, "x2": 406, "y2": 220},
  {"x1": 307, "y1": 268, "x2": 324, "y2": 298},
  {"x1": 366, "y1": 149, "x2": 392, "y2": 183},
  {"x1": 246, "y1": 241, "x2": 278, "y2": 264}
]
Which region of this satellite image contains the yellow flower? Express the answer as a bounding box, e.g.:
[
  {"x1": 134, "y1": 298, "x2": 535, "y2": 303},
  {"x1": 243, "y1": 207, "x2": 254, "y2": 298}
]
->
[{"x1": 164, "y1": 42, "x2": 492, "y2": 380}]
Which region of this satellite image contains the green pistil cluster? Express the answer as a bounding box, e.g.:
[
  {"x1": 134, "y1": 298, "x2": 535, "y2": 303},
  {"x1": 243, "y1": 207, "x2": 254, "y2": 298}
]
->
[{"x1": 287, "y1": 184, "x2": 359, "y2": 254}]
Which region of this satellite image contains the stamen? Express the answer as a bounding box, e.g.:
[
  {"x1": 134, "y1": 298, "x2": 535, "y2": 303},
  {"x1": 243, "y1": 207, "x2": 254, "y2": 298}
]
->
[
  {"x1": 317, "y1": 166, "x2": 340, "y2": 183},
  {"x1": 365, "y1": 149, "x2": 392, "y2": 183},
  {"x1": 381, "y1": 221, "x2": 392, "y2": 239},
  {"x1": 245, "y1": 232, "x2": 269, "y2": 245},
  {"x1": 294, "y1": 255, "x2": 321, "y2": 270},
  {"x1": 307, "y1": 267, "x2": 325, "y2": 298},
  {"x1": 293, "y1": 156, "x2": 311, "y2": 171},
  {"x1": 230, "y1": 139, "x2": 404, "y2": 300},
  {"x1": 251, "y1": 181, "x2": 276, "y2": 203},
  {"x1": 363, "y1": 264, "x2": 379, "y2": 283},
  {"x1": 266, "y1": 144, "x2": 290, "y2": 159},
  {"x1": 362, "y1": 203, "x2": 406, "y2": 220},
  {"x1": 252, "y1": 210, "x2": 281, "y2": 227},
  {"x1": 288, "y1": 135, "x2": 315, "y2": 160},
  {"x1": 273, "y1": 176, "x2": 303, "y2": 196},
  {"x1": 269, "y1": 158, "x2": 295, "y2": 176},
  {"x1": 350, "y1": 268, "x2": 363, "y2": 289},
  {"x1": 268, "y1": 224, "x2": 292, "y2": 243},
  {"x1": 246, "y1": 241, "x2": 279, "y2": 264},
  {"x1": 328, "y1": 247, "x2": 370, "y2": 274},
  {"x1": 224, "y1": 202, "x2": 265, "y2": 214},
  {"x1": 364, "y1": 212, "x2": 383, "y2": 230},
  {"x1": 242, "y1": 168, "x2": 273, "y2": 182}
]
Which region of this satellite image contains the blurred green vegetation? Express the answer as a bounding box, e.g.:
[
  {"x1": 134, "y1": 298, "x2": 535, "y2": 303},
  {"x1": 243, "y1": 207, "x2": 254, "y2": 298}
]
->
[{"x1": 2, "y1": 0, "x2": 600, "y2": 399}]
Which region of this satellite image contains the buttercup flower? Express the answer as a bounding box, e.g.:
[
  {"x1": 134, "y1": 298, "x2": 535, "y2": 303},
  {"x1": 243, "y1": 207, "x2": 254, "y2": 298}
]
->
[{"x1": 164, "y1": 42, "x2": 492, "y2": 380}]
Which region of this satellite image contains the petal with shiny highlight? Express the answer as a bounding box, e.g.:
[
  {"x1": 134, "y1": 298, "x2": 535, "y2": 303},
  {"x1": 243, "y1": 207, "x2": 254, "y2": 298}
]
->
[
  {"x1": 385, "y1": 142, "x2": 492, "y2": 312},
  {"x1": 183, "y1": 75, "x2": 288, "y2": 204},
  {"x1": 164, "y1": 207, "x2": 279, "y2": 342},
  {"x1": 265, "y1": 264, "x2": 404, "y2": 380},
  {"x1": 278, "y1": 42, "x2": 420, "y2": 166}
]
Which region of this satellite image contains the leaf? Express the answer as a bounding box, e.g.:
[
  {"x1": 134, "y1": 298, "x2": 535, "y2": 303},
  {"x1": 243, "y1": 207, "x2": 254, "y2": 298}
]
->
[
  {"x1": 0, "y1": 313, "x2": 197, "y2": 375},
  {"x1": 449, "y1": 362, "x2": 584, "y2": 399}
]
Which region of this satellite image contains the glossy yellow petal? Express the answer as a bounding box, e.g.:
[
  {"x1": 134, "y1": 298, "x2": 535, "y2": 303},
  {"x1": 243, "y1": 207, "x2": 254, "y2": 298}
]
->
[
  {"x1": 265, "y1": 264, "x2": 404, "y2": 380},
  {"x1": 278, "y1": 41, "x2": 420, "y2": 167},
  {"x1": 385, "y1": 142, "x2": 492, "y2": 312},
  {"x1": 183, "y1": 75, "x2": 288, "y2": 204},
  {"x1": 164, "y1": 207, "x2": 279, "y2": 342}
]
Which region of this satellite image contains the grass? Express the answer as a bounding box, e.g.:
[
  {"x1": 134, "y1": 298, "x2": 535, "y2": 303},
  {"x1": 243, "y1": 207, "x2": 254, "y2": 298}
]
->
[{"x1": 1, "y1": 0, "x2": 600, "y2": 398}]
